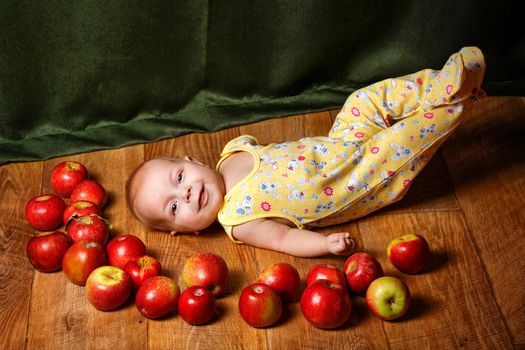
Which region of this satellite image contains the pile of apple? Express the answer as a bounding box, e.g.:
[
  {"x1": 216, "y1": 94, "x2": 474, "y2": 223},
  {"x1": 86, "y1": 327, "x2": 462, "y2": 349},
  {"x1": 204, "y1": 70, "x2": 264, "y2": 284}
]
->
[
  {"x1": 238, "y1": 233, "x2": 430, "y2": 329},
  {"x1": 23, "y1": 161, "x2": 230, "y2": 323}
]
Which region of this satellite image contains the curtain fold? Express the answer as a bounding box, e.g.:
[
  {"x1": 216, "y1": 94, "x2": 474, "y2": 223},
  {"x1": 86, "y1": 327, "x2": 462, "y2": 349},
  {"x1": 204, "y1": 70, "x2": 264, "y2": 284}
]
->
[{"x1": 1, "y1": 0, "x2": 523, "y2": 164}]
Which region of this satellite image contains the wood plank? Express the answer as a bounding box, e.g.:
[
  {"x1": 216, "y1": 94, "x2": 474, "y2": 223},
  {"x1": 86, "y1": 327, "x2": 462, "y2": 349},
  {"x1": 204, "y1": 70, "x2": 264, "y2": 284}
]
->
[
  {"x1": 441, "y1": 96, "x2": 525, "y2": 345},
  {"x1": 0, "y1": 162, "x2": 42, "y2": 350},
  {"x1": 358, "y1": 211, "x2": 512, "y2": 349},
  {"x1": 26, "y1": 145, "x2": 147, "y2": 349}
]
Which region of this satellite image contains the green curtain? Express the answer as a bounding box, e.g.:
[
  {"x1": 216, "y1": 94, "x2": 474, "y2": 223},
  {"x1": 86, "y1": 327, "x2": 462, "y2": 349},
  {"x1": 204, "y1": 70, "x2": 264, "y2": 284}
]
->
[{"x1": 1, "y1": 1, "x2": 523, "y2": 164}]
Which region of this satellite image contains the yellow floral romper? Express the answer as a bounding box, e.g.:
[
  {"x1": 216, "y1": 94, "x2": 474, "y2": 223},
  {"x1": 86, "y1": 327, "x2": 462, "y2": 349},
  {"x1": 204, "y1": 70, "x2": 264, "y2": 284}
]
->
[{"x1": 216, "y1": 47, "x2": 485, "y2": 243}]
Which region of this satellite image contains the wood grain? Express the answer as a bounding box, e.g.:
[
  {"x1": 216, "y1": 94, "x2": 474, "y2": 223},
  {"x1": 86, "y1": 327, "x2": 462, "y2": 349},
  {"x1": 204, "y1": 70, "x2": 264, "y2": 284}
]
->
[{"x1": 0, "y1": 96, "x2": 522, "y2": 349}]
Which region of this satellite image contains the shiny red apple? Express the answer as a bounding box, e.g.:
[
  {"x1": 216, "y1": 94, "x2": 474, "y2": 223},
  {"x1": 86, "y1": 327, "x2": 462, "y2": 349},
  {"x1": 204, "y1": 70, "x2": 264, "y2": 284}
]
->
[
  {"x1": 50, "y1": 161, "x2": 88, "y2": 198},
  {"x1": 62, "y1": 240, "x2": 106, "y2": 285},
  {"x1": 387, "y1": 233, "x2": 430, "y2": 274},
  {"x1": 70, "y1": 179, "x2": 106, "y2": 207},
  {"x1": 86, "y1": 265, "x2": 132, "y2": 311},
  {"x1": 26, "y1": 231, "x2": 71, "y2": 272},
  {"x1": 366, "y1": 276, "x2": 411, "y2": 320},
  {"x1": 239, "y1": 283, "x2": 282, "y2": 328},
  {"x1": 178, "y1": 286, "x2": 216, "y2": 325},
  {"x1": 106, "y1": 234, "x2": 147, "y2": 270},
  {"x1": 305, "y1": 263, "x2": 346, "y2": 287},
  {"x1": 135, "y1": 276, "x2": 180, "y2": 319},
  {"x1": 63, "y1": 201, "x2": 100, "y2": 225},
  {"x1": 124, "y1": 255, "x2": 162, "y2": 292},
  {"x1": 66, "y1": 215, "x2": 109, "y2": 246},
  {"x1": 257, "y1": 262, "x2": 301, "y2": 303},
  {"x1": 182, "y1": 252, "x2": 229, "y2": 297},
  {"x1": 344, "y1": 252, "x2": 384, "y2": 295},
  {"x1": 300, "y1": 279, "x2": 352, "y2": 329},
  {"x1": 25, "y1": 194, "x2": 66, "y2": 231}
]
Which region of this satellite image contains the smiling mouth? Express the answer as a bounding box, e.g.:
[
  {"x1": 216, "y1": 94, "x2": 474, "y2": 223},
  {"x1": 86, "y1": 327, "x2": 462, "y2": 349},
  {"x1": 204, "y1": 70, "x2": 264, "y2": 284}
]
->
[{"x1": 199, "y1": 187, "x2": 207, "y2": 209}]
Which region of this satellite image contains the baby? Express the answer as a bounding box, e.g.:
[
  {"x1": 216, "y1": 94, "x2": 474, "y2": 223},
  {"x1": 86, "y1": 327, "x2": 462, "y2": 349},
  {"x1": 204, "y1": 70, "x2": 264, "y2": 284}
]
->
[{"x1": 126, "y1": 47, "x2": 485, "y2": 258}]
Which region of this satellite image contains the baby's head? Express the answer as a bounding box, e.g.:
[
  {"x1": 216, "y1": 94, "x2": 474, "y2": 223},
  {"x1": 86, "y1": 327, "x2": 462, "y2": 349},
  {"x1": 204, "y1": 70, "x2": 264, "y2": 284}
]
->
[{"x1": 126, "y1": 156, "x2": 226, "y2": 235}]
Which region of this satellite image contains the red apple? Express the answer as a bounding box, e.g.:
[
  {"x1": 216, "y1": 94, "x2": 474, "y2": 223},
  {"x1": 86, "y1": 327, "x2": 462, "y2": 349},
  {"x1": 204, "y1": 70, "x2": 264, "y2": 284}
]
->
[
  {"x1": 387, "y1": 233, "x2": 430, "y2": 274},
  {"x1": 300, "y1": 279, "x2": 352, "y2": 329},
  {"x1": 26, "y1": 231, "x2": 71, "y2": 272},
  {"x1": 305, "y1": 263, "x2": 346, "y2": 287},
  {"x1": 62, "y1": 240, "x2": 106, "y2": 285},
  {"x1": 70, "y1": 179, "x2": 106, "y2": 207},
  {"x1": 50, "y1": 161, "x2": 88, "y2": 198},
  {"x1": 66, "y1": 215, "x2": 109, "y2": 246},
  {"x1": 63, "y1": 201, "x2": 100, "y2": 225},
  {"x1": 135, "y1": 276, "x2": 180, "y2": 319},
  {"x1": 124, "y1": 255, "x2": 162, "y2": 292},
  {"x1": 86, "y1": 265, "x2": 132, "y2": 311},
  {"x1": 239, "y1": 283, "x2": 282, "y2": 328},
  {"x1": 24, "y1": 194, "x2": 66, "y2": 231},
  {"x1": 106, "y1": 234, "x2": 147, "y2": 270},
  {"x1": 178, "y1": 286, "x2": 216, "y2": 325},
  {"x1": 344, "y1": 252, "x2": 384, "y2": 295},
  {"x1": 257, "y1": 262, "x2": 301, "y2": 303},
  {"x1": 182, "y1": 252, "x2": 229, "y2": 297},
  {"x1": 366, "y1": 276, "x2": 411, "y2": 321}
]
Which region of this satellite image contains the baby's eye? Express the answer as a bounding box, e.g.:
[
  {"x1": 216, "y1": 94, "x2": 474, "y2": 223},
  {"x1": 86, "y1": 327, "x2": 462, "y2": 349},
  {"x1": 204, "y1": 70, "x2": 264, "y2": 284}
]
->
[
  {"x1": 177, "y1": 172, "x2": 183, "y2": 184},
  {"x1": 171, "y1": 201, "x2": 178, "y2": 215}
]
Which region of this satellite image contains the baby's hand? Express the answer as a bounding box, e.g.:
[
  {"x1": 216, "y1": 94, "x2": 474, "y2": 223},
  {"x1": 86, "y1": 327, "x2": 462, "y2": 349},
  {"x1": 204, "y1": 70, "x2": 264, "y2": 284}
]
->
[{"x1": 326, "y1": 232, "x2": 355, "y2": 256}]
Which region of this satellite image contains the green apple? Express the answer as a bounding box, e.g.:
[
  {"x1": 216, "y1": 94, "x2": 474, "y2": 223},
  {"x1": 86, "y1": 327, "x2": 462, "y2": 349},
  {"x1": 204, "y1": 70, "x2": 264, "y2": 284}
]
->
[{"x1": 366, "y1": 276, "x2": 410, "y2": 321}]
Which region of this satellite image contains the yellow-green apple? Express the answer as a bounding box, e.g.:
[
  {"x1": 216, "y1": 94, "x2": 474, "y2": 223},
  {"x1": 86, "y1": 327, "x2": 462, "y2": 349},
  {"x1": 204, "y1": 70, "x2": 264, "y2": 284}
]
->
[
  {"x1": 300, "y1": 279, "x2": 352, "y2": 329},
  {"x1": 238, "y1": 283, "x2": 282, "y2": 328},
  {"x1": 182, "y1": 252, "x2": 229, "y2": 297},
  {"x1": 257, "y1": 262, "x2": 301, "y2": 303},
  {"x1": 26, "y1": 231, "x2": 71, "y2": 272},
  {"x1": 135, "y1": 276, "x2": 180, "y2": 319},
  {"x1": 50, "y1": 161, "x2": 88, "y2": 198},
  {"x1": 66, "y1": 215, "x2": 109, "y2": 246},
  {"x1": 106, "y1": 234, "x2": 147, "y2": 269},
  {"x1": 63, "y1": 201, "x2": 100, "y2": 225},
  {"x1": 178, "y1": 286, "x2": 216, "y2": 325},
  {"x1": 86, "y1": 266, "x2": 132, "y2": 311},
  {"x1": 25, "y1": 194, "x2": 66, "y2": 231},
  {"x1": 305, "y1": 263, "x2": 346, "y2": 287},
  {"x1": 62, "y1": 240, "x2": 106, "y2": 285},
  {"x1": 124, "y1": 255, "x2": 162, "y2": 292},
  {"x1": 344, "y1": 252, "x2": 383, "y2": 295},
  {"x1": 70, "y1": 179, "x2": 106, "y2": 207},
  {"x1": 387, "y1": 233, "x2": 430, "y2": 274},
  {"x1": 366, "y1": 276, "x2": 411, "y2": 321}
]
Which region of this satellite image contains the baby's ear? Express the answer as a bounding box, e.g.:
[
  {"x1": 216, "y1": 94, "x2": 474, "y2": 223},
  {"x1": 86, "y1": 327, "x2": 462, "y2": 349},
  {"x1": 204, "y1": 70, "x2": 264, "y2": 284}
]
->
[{"x1": 184, "y1": 155, "x2": 204, "y2": 166}]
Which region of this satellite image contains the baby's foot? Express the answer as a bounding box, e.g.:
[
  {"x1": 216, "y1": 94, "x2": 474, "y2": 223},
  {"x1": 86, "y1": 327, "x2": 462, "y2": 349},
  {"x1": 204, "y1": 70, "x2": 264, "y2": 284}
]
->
[{"x1": 327, "y1": 232, "x2": 355, "y2": 256}]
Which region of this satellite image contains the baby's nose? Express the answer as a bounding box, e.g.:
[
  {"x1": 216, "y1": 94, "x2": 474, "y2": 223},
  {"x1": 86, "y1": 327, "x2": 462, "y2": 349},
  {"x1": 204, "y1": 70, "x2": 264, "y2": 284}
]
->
[{"x1": 182, "y1": 186, "x2": 191, "y2": 202}]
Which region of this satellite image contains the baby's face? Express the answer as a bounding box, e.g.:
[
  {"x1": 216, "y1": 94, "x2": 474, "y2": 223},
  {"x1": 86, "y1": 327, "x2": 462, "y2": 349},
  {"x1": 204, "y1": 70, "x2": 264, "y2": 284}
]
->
[{"x1": 132, "y1": 158, "x2": 225, "y2": 233}]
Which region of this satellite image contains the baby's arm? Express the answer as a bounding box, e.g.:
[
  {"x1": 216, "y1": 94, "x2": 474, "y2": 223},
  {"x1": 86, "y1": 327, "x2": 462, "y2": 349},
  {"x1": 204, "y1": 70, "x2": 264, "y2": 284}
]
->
[{"x1": 232, "y1": 219, "x2": 355, "y2": 258}]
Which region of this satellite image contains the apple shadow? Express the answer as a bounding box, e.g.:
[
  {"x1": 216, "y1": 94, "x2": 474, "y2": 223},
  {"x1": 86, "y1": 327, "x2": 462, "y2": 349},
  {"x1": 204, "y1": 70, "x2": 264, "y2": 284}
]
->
[
  {"x1": 394, "y1": 296, "x2": 437, "y2": 322},
  {"x1": 270, "y1": 303, "x2": 297, "y2": 328},
  {"x1": 346, "y1": 296, "x2": 369, "y2": 328},
  {"x1": 423, "y1": 249, "x2": 451, "y2": 274}
]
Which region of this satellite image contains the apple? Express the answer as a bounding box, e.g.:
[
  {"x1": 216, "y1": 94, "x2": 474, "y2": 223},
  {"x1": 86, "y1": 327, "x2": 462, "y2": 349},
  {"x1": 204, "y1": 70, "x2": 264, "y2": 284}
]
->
[
  {"x1": 26, "y1": 231, "x2": 71, "y2": 272},
  {"x1": 135, "y1": 276, "x2": 180, "y2": 319},
  {"x1": 300, "y1": 279, "x2": 352, "y2": 329},
  {"x1": 62, "y1": 240, "x2": 106, "y2": 285},
  {"x1": 50, "y1": 161, "x2": 88, "y2": 198},
  {"x1": 178, "y1": 286, "x2": 216, "y2": 325},
  {"x1": 238, "y1": 283, "x2": 282, "y2": 328},
  {"x1": 24, "y1": 194, "x2": 66, "y2": 231},
  {"x1": 366, "y1": 276, "x2": 411, "y2": 321},
  {"x1": 182, "y1": 252, "x2": 229, "y2": 297},
  {"x1": 257, "y1": 262, "x2": 301, "y2": 303},
  {"x1": 344, "y1": 252, "x2": 384, "y2": 295},
  {"x1": 66, "y1": 215, "x2": 109, "y2": 246},
  {"x1": 387, "y1": 233, "x2": 430, "y2": 274},
  {"x1": 70, "y1": 179, "x2": 106, "y2": 207},
  {"x1": 86, "y1": 265, "x2": 132, "y2": 311},
  {"x1": 63, "y1": 201, "x2": 100, "y2": 225},
  {"x1": 124, "y1": 255, "x2": 162, "y2": 292},
  {"x1": 305, "y1": 263, "x2": 346, "y2": 287},
  {"x1": 106, "y1": 234, "x2": 147, "y2": 270}
]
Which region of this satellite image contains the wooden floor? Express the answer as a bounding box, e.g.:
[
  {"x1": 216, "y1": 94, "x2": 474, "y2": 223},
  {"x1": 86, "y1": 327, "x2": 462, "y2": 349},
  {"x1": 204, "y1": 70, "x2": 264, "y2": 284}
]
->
[{"x1": 1, "y1": 96, "x2": 524, "y2": 349}]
